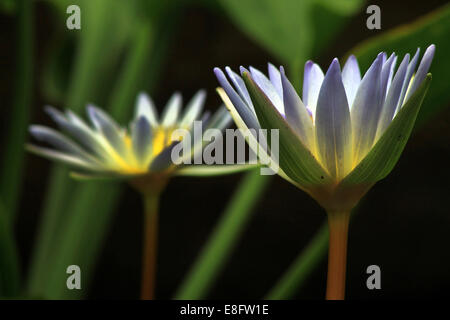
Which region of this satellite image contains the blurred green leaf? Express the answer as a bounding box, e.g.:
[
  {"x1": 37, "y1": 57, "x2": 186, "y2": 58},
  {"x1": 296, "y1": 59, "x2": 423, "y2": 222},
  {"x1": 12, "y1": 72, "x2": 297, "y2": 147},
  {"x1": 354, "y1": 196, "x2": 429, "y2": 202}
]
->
[
  {"x1": 0, "y1": 200, "x2": 20, "y2": 297},
  {"x1": 309, "y1": 0, "x2": 364, "y2": 58},
  {"x1": 45, "y1": 21, "x2": 157, "y2": 300},
  {"x1": 28, "y1": 0, "x2": 133, "y2": 297},
  {"x1": 0, "y1": 1, "x2": 31, "y2": 297},
  {"x1": 43, "y1": 182, "x2": 121, "y2": 299},
  {"x1": 219, "y1": 0, "x2": 364, "y2": 84},
  {"x1": 219, "y1": 0, "x2": 312, "y2": 68},
  {"x1": 0, "y1": 0, "x2": 15, "y2": 14},
  {"x1": 314, "y1": 0, "x2": 364, "y2": 15},
  {"x1": 265, "y1": 223, "x2": 328, "y2": 299},
  {"x1": 350, "y1": 3, "x2": 450, "y2": 126},
  {"x1": 0, "y1": 0, "x2": 33, "y2": 223},
  {"x1": 175, "y1": 169, "x2": 270, "y2": 299},
  {"x1": 28, "y1": 2, "x2": 179, "y2": 298},
  {"x1": 40, "y1": 0, "x2": 147, "y2": 105}
]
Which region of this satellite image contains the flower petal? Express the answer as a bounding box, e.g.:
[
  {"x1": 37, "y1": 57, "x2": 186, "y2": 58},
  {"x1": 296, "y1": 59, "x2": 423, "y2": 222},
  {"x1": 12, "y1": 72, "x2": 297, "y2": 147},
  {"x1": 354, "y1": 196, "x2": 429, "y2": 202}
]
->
[
  {"x1": 380, "y1": 53, "x2": 397, "y2": 102},
  {"x1": 315, "y1": 58, "x2": 352, "y2": 179},
  {"x1": 205, "y1": 106, "x2": 232, "y2": 131},
  {"x1": 341, "y1": 55, "x2": 361, "y2": 108},
  {"x1": 132, "y1": 116, "x2": 153, "y2": 164},
  {"x1": 248, "y1": 66, "x2": 284, "y2": 115},
  {"x1": 87, "y1": 105, "x2": 127, "y2": 156},
  {"x1": 302, "y1": 60, "x2": 324, "y2": 119},
  {"x1": 161, "y1": 92, "x2": 182, "y2": 127},
  {"x1": 340, "y1": 74, "x2": 431, "y2": 186},
  {"x1": 26, "y1": 144, "x2": 103, "y2": 170},
  {"x1": 29, "y1": 125, "x2": 101, "y2": 165},
  {"x1": 149, "y1": 142, "x2": 179, "y2": 172},
  {"x1": 385, "y1": 55, "x2": 397, "y2": 94},
  {"x1": 242, "y1": 71, "x2": 331, "y2": 186},
  {"x1": 280, "y1": 66, "x2": 314, "y2": 149},
  {"x1": 395, "y1": 48, "x2": 420, "y2": 114},
  {"x1": 216, "y1": 87, "x2": 266, "y2": 159},
  {"x1": 135, "y1": 92, "x2": 158, "y2": 127},
  {"x1": 214, "y1": 67, "x2": 260, "y2": 131},
  {"x1": 351, "y1": 53, "x2": 384, "y2": 164},
  {"x1": 217, "y1": 87, "x2": 297, "y2": 185},
  {"x1": 225, "y1": 66, "x2": 254, "y2": 112},
  {"x1": 405, "y1": 44, "x2": 435, "y2": 102},
  {"x1": 376, "y1": 53, "x2": 410, "y2": 139},
  {"x1": 268, "y1": 63, "x2": 283, "y2": 99},
  {"x1": 45, "y1": 106, "x2": 109, "y2": 160},
  {"x1": 179, "y1": 90, "x2": 206, "y2": 128}
]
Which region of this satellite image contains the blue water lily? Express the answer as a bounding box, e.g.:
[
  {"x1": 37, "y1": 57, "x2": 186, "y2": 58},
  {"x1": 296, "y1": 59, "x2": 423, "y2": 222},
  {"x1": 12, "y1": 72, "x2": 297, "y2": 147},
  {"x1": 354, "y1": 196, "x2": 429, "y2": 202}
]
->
[{"x1": 215, "y1": 45, "x2": 434, "y2": 212}]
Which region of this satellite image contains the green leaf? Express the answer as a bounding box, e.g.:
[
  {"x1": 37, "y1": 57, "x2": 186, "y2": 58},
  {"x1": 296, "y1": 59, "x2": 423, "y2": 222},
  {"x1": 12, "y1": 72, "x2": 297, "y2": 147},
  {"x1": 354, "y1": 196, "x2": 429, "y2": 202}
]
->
[
  {"x1": 265, "y1": 223, "x2": 328, "y2": 299},
  {"x1": 27, "y1": 0, "x2": 130, "y2": 296},
  {"x1": 219, "y1": 0, "x2": 364, "y2": 86},
  {"x1": 219, "y1": 0, "x2": 311, "y2": 66},
  {"x1": 175, "y1": 169, "x2": 270, "y2": 299},
  {"x1": 340, "y1": 74, "x2": 431, "y2": 186},
  {"x1": 28, "y1": 6, "x2": 179, "y2": 299},
  {"x1": 242, "y1": 72, "x2": 331, "y2": 187},
  {"x1": 0, "y1": 0, "x2": 32, "y2": 223},
  {"x1": 42, "y1": 182, "x2": 121, "y2": 299},
  {"x1": 350, "y1": 3, "x2": 450, "y2": 127},
  {"x1": 0, "y1": 0, "x2": 15, "y2": 14},
  {"x1": 313, "y1": 0, "x2": 364, "y2": 15}
]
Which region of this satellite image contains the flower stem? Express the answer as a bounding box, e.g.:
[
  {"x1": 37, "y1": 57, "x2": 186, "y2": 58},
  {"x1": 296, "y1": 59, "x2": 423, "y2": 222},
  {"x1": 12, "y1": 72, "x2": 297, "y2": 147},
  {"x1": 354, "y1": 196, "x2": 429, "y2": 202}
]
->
[
  {"x1": 325, "y1": 211, "x2": 350, "y2": 300},
  {"x1": 141, "y1": 193, "x2": 160, "y2": 300}
]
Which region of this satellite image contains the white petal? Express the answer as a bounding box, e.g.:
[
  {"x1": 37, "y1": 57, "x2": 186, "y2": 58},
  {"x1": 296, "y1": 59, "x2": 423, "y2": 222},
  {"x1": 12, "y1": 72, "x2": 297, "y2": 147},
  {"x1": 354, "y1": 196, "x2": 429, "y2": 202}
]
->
[
  {"x1": 342, "y1": 55, "x2": 361, "y2": 108},
  {"x1": 161, "y1": 92, "x2": 182, "y2": 127},
  {"x1": 135, "y1": 92, "x2": 158, "y2": 127},
  {"x1": 179, "y1": 90, "x2": 206, "y2": 127},
  {"x1": 249, "y1": 66, "x2": 284, "y2": 115},
  {"x1": 268, "y1": 63, "x2": 283, "y2": 99},
  {"x1": 315, "y1": 59, "x2": 352, "y2": 179},
  {"x1": 302, "y1": 61, "x2": 324, "y2": 120}
]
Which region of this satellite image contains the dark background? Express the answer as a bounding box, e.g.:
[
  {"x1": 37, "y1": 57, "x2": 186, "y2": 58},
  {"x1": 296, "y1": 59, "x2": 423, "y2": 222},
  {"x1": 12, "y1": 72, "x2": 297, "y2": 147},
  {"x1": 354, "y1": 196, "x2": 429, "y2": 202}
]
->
[{"x1": 1, "y1": 0, "x2": 449, "y2": 299}]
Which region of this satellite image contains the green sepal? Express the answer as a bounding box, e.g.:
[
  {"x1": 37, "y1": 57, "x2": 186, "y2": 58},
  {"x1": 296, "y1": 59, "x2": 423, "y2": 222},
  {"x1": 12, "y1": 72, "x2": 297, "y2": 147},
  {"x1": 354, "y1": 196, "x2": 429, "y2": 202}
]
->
[
  {"x1": 340, "y1": 73, "x2": 432, "y2": 186},
  {"x1": 242, "y1": 71, "x2": 331, "y2": 186}
]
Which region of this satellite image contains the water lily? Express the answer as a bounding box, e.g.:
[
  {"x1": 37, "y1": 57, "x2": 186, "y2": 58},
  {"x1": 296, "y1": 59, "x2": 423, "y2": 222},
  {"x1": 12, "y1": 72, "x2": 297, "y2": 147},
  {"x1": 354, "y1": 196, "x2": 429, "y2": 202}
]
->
[
  {"x1": 28, "y1": 90, "x2": 237, "y2": 183},
  {"x1": 214, "y1": 45, "x2": 434, "y2": 299},
  {"x1": 27, "y1": 90, "x2": 244, "y2": 299}
]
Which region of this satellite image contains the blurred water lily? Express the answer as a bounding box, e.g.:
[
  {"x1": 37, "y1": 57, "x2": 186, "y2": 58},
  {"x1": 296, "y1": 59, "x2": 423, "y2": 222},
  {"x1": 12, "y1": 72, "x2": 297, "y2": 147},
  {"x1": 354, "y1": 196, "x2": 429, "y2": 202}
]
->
[
  {"x1": 215, "y1": 45, "x2": 434, "y2": 299},
  {"x1": 27, "y1": 90, "x2": 241, "y2": 300},
  {"x1": 27, "y1": 90, "x2": 239, "y2": 186}
]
